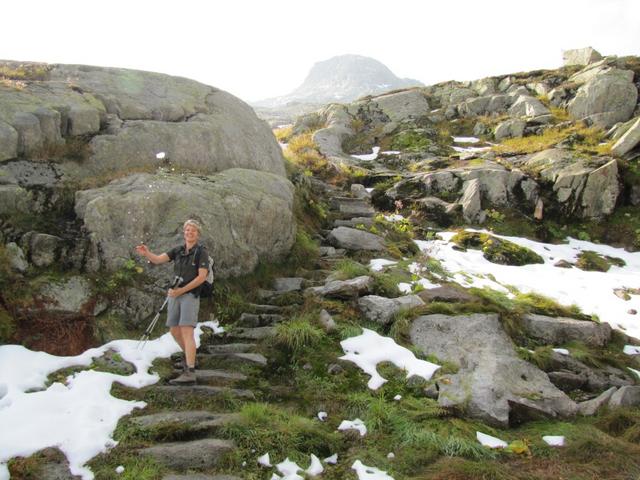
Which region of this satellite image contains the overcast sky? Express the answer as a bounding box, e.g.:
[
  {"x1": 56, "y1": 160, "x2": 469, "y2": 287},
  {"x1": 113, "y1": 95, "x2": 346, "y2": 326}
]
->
[{"x1": 1, "y1": 0, "x2": 638, "y2": 103}]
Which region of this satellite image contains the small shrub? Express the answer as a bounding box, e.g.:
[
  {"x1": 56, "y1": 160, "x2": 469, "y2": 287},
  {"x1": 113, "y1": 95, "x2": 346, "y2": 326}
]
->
[
  {"x1": 392, "y1": 130, "x2": 432, "y2": 152},
  {"x1": 274, "y1": 125, "x2": 293, "y2": 143},
  {"x1": 332, "y1": 259, "x2": 369, "y2": 280},
  {"x1": 274, "y1": 314, "x2": 324, "y2": 354}
]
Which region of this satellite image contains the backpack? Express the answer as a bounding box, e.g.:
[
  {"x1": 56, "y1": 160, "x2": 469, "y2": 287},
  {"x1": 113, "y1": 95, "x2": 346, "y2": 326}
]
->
[{"x1": 196, "y1": 246, "x2": 215, "y2": 298}]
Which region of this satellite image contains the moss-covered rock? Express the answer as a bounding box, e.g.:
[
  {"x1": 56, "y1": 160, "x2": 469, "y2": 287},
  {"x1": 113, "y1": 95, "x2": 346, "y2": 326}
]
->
[
  {"x1": 576, "y1": 250, "x2": 626, "y2": 272},
  {"x1": 451, "y1": 231, "x2": 544, "y2": 266}
]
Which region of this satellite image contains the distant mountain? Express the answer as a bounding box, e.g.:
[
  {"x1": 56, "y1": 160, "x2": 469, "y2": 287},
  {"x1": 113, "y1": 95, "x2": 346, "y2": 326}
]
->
[{"x1": 254, "y1": 54, "x2": 423, "y2": 108}]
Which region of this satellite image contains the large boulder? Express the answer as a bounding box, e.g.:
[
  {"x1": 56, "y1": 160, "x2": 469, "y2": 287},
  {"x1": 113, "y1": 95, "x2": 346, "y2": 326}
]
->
[
  {"x1": 410, "y1": 314, "x2": 577, "y2": 427},
  {"x1": 0, "y1": 61, "x2": 286, "y2": 177},
  {"x1": 568, "y1": 69, "x2": 638, "y2": 127},
  {"x1": 74, "y1": 168, "x2": 295, "y2": 277},
  {"x1": 373, "y1": 90, "x2": 430, "y2": 124},
  {"x1": 523, "y1": 149, "x2": 619, "y2": 218}
]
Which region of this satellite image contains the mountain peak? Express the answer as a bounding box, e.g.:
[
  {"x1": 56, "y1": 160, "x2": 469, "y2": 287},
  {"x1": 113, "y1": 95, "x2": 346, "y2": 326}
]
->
[{"x1": 255, "y1": 54, "x2": 422, "y2": 107}]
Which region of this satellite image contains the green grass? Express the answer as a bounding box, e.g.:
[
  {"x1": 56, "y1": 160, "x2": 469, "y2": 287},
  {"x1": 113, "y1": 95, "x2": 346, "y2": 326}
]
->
[
  {"x1": 273, "y1": 313, "x2": 325, "y2": 354},
  {"x1": 331, "y1": 258, "x2": 369, "y2": 280}
]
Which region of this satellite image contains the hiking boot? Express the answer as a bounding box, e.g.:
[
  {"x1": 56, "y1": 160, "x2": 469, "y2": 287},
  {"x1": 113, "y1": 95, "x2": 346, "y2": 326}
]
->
[{"x1": 170, "y1": 368, "x2": 197, "y2": 385}]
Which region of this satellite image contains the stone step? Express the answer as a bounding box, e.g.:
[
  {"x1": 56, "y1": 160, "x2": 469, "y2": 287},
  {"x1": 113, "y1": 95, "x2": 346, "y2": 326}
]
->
[
  {"x1": 151, "y1": 385, "x2": 255, "y2": 401},
  {"x1": 333, "y1": 217, "x2": 375, "y2": 228},
  {"x1": 130, "y1": 411, "x2": 240, "y2": 436},
  {"x1": 140, "y1": 438, "x2": 235, "y2": 471},
  {"x1": 237, "y1": 312, "x2": 283, "y2": 327},
  {"x1": 187, "y1": 369, "x2": 248, "y2": 386},
  {"x1": 197, "y1": 352, "x2": 267, "y2": 367},
  {"x1": 246, "y1": 303, "x2": 283, "y2": 314},
  {"x1": 227, "y1": 326, "x2": 277, "y2": 341},
  {"x1": 205, "y1": 343, "x2": 257, "y2": 354}
]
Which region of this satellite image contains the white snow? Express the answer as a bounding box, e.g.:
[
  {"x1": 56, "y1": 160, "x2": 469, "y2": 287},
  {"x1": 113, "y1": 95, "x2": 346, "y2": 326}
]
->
[
  {"x1": 369, "y1": 258, "x2": 398, "y2": 272},
  {"x1": 383, "y1": 214, "x2": 405, "y2": 222},
  {"x1": 476, "y1": 431, "x2": 508, "y2": 448},
  {"x1": 317, "y1": 411, "x2": 328, "y2": 421},
  {"x1": 624, "y1": 345, "x2": 640, "y2": 355},
  {"x1": 258, "y1": 453, "x2": 272, "y2": 467},
  {"x1": 306, "y1": 454, "x2": 324, "y2": 476},
  {"x1": 365, "y1": 187, "x2": 375, "y2": 193},
  {"x1": 416, "y1": 231, "x2": 640, "y2": 339},
  {"x1": 351, "y1": 147, "x2": 380, "y2": 161},
  {"x1": 338, "y1": 418, "x2": 367, "y2": 436},
  {"x1": 0, "y1": 321, "x2": 222, "y2": 479},
  {"x1": 155, "y1": 151, "x2": 166, "y2": 159},
  {"x1": 398, "y1": 282, "x2": 413, "y2": 294},
  {"x1": 275, "y1": 458, "x2": 304, "y2": 480},
  {"x1": 352, "y1": 460, "x2": 395, "y2": 480},
  {"x1": 542, "y1": 435, "x2": 565, "y2": 447},
  {"x1": 115, "y1": 465, "x2": 125, "y2": 474},
  {"x1": 387, "y1": 452, "x2": 395, "y2": 459},
  {"x1": 552, "y1": 348, "x2": 570, "y2": 356},
  {"x1": 452, "y1": 146, "x2": 491, "y2": 154},
  {"x1": 324, "y1": 453, "x2": 338, "y2": 464},
  {"x1": 340, "y1": 329, "x2": 440, "y2": 389},
  {"x1": 452, "y1": 136, "x2": 480, "y2": 143},
  {"x1": 394, "y1": 394, "x2": 402, "y2": 401},
  {"x1": 380, "y1": 150, "x2": 401, "y2": 155}
]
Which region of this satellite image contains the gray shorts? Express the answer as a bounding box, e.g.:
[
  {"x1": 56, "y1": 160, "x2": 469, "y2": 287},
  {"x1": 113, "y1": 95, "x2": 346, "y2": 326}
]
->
[{"x1": 166, "y1": 293, "x2": 200, "y2": 327}]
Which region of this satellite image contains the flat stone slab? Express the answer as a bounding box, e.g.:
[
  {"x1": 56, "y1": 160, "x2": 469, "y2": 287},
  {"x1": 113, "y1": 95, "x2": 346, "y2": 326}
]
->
[
  {"x1": 327, "y1": 227, "x2": 385, "y2": 251},
  {"x1": 152, "y1": 385, "x2": 255, "y2": 401},
  {"x1": 228, "y1": 326, "x2": 276, "y2": 340},
  {"x1": 199, "y1": 352, "x2": 267, "y2": 367},
  {"x1": 140, "y1": 438, "x2": 234, "y2": 471},
  {"x1": 237, "y1": 312, "x2": 283, "y2": 327},
  {"x1": 273, "y1": 277, "x2": 305, "y2": 292},
  {"x1": 522, "y1": 314, "x2": 612, "y2": 347},
  {"x1": 206, "y1": 343, "x2": 257, "y2": 354},
  {"x1": 193, "y1": 369, "x2": 248, "y2": 386},
  {"x1": 305, "y1": 275, "x2": 373, "y2": 299},
  {"x1": 247, "y1": 303, "x2": 283, "y2": 313},
  {"x1": 130, "y1": 411, "x2": 240, "y2": 432}
]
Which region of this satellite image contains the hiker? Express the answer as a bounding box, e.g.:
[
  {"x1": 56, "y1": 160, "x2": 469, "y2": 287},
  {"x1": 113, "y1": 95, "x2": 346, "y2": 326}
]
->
[{"x1": 135, "y1": 219, "x2": 210, "y2": 384}]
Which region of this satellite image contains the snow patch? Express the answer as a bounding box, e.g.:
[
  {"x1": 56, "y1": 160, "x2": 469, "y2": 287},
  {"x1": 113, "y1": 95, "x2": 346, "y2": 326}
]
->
[
  {"x1": 340, "y1": 329, "x2": 440, "y2": 389},
  {"x1": 338, "y1": 418, "x2": 367, "y2": 436},
  {"x1": 477, "y1": 431, "x2": 508, "y2": 448},
  {"x1": 352, "y1": 460, "x2": 395, "y2": 480},
  {"x1": 543, "y1": 435, "x2": 565, "y2": 447}
]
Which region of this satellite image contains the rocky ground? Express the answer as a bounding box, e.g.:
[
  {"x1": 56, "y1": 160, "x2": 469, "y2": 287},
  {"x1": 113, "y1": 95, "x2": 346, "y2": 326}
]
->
[{"x1": 3, "y1": 50, "x2": 640, "y2": 479}]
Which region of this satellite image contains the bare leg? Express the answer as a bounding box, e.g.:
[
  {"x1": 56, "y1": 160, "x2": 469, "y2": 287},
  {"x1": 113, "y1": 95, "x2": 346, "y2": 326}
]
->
[
  {"x1": 170, "y1": 326, "x2": 185, "y2": 351},
  {"x1": 180, "y1": 326, "x2": 197, "y2": 368}
]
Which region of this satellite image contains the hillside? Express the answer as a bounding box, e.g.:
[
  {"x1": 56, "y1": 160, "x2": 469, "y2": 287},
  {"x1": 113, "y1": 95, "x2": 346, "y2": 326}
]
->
[
  {"x1": 253, "y1": 54, "x2": 423, "y2": 126},
  {"x1": 1, "y1": 48, "x2": 640, "y2": 480}
]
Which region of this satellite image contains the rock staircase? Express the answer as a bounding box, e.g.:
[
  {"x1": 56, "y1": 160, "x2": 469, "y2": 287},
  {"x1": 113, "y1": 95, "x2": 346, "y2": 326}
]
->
[{"x1": 129, "y1": 180, "x2": 373, "y2": 479}]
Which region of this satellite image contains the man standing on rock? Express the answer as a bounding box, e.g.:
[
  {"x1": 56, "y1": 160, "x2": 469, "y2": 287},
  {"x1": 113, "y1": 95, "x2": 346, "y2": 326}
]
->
[{"x1": 135, "y1": 219, "x2": 210, "y2": 384}]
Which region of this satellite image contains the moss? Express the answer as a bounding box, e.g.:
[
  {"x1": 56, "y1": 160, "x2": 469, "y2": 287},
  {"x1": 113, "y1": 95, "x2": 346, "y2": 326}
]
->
[
  {"x1": 451, "y1": 231, "x2": 544, "y2": 266},
  {"x1": 391, "y1": 130, "x2": 432, "y2": 152},
  {"x1": 494, "y1": 123, "x2": 609, "y2": 156},
  {"x1": 575, "y1": 250, "x2": 624, "y2": 272}
]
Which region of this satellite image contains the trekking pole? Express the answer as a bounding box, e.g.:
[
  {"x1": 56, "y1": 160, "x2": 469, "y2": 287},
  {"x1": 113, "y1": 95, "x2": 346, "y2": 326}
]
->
[{"x1": 137, "y1": 276, "x2": 182, "y2": 350}]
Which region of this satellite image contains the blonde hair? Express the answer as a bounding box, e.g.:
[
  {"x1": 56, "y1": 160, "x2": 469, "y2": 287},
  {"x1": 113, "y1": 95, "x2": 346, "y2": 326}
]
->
[{"x1": 183, "y1": 219, "x2": 202, "y2": 234}]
